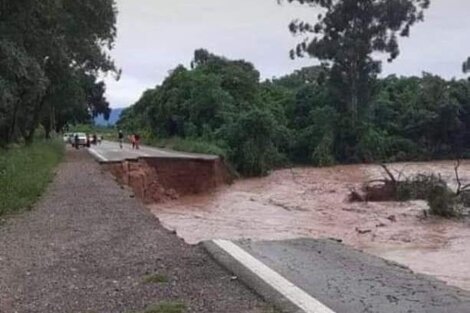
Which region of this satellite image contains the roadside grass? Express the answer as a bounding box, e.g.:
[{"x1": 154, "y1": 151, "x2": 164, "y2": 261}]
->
[
  {"x1": 143, "y1": 273, "x2": 168, "y2": 284},
  {"x1": 134, "y1": 302, "x2": 186, "y2": 313},
  {"x1": 0, "y1": 140, "x2": 64, "y2": 216},
  {"x1": 147, "y1": 137, "x2": 227, "y2": 158}
]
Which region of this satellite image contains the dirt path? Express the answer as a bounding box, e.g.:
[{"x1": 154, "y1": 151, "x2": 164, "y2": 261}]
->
[{"x1": 0, "y1": 149, "x2": 269, "y2": 313}]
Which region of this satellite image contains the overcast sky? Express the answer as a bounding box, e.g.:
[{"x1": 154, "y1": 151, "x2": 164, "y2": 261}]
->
[{"x1": 104, "y1": 0, "x2": 469, "y2": 108}]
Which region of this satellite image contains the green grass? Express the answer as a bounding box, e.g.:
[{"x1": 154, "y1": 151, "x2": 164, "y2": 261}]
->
[
  {"x1": 143, "y1": 273, "x2": 169, "y2": 284},
  {"x1": 0, "y1": 140, "x2": 64, "y2": 216},
  {"x1": 146, "y1": 137, "x2": 227, "y2": 158},
  {"x1": 135, "y1": 302, "x2": 186, "y2": 313}
]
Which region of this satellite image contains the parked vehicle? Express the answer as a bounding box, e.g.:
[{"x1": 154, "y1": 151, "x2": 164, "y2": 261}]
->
[{"x1": 72, "y1": 132, "x2": 88, "y2": 147}]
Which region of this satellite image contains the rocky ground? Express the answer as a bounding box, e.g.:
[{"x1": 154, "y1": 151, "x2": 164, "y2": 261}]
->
[{"x1": 0, "y1": 149, "x2": 270, "y2": 313}]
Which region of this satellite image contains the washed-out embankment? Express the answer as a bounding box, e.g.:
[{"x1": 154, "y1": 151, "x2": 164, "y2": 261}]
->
[{"x1": 103, "y1": 156, "x2": 234, "y2": 203}]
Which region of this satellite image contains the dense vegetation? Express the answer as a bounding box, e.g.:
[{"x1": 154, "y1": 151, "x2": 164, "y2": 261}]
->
[
  {"x1": 118, "y1": 48, "x2": 470, "y2": 176},
  {"x1": 118, "y1": 0, "x2": 455, "y2": 176},
  {"x1": 0, "y1": 140, "x2": 64, "y2": 216},
  {"x1": 0, "y1": 0, "x2": 118, "y2": 146}
]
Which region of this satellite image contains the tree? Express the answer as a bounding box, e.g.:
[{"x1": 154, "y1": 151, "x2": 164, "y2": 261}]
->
[
  {"x1": 0, "y1": 0, "x2": 118, "y2": 145},
  {"x1": 285, "y1": 0, "x2": 430, "y2": 125},
  {"x1": 463, "y1": 57, "x2": 470, "y2": 73},
  {"x1": 118, "y1": 50, "x2": 290, "y2": 176}
]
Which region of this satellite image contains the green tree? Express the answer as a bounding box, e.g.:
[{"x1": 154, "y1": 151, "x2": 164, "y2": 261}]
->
[
  {"x1": 0, "y1": 0, "x2": 118, "y2": 145},
  {"x1": 286, "y1": 0, "x2": 429, "y2": 120},
  {"x1": 221, "y1": 109, "x2": 284, "y2": 176},
  {"x1": 119, "y1": 48, "x2": 470, "y2": 177},
  {"x1": 463, "y1": 57, "x2": 470, "y2": 73}
]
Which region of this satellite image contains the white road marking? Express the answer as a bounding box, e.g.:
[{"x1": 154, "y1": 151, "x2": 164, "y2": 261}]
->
[
  {"x1": 213, "y1": 240, "x2": 336, "y2": 313},
  {"x1": 88, "y1": 148, "x2": 108, "y2": 162}
]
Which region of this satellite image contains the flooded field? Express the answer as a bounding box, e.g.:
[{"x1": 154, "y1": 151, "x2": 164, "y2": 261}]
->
[{"x1": 149, "y1": 161, "x2": 470, "y2": 291}]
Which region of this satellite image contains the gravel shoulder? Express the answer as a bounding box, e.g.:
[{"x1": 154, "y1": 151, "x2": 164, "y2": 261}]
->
[{"x1": 0, "y1": 149, "x2": 268, "y2": 313}]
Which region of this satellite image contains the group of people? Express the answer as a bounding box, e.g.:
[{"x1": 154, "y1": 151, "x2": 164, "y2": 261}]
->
[{"x1": 117, "y1": 130, "x2": 140, "y2": 149}]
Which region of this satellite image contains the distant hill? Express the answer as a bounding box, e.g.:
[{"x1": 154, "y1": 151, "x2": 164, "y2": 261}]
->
[{"x1": 94, "y1": 107, "x2": 124, "y2": 126}]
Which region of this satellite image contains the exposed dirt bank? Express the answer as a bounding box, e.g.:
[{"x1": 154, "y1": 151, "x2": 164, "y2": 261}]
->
[
  {"x1": 104, "y1": 157, "x2": 233, "y2": 203},
  {"x1": 149, "y1": 161, "x2": 470, "y2": 292}
]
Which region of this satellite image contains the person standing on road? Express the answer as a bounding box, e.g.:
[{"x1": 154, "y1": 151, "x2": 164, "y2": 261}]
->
[
  {"x1": 118, "y1": 130, "x2": 124, "y2": 149},
  {"x1": 74, "y1": 134, "x2": 79, "y2": 150},
  {"x1": 130, "y1": 134, "x2": 136, "y2": 149},
  {"x1": 134, "y1": 133, "x2": 141, "y2": 150}
]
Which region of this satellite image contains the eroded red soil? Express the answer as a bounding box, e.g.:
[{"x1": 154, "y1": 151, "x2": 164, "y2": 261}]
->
[{"x1": 104, "y1": 157, "x2": 233, "y2": 203}]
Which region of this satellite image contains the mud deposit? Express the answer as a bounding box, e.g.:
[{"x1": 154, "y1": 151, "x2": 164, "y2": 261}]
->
[{"x1": 149, "y1": 161, "x2": 470, "y2": 291}]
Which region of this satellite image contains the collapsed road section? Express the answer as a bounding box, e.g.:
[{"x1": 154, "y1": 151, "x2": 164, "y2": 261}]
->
[
  {"x1": 88, "y1": 141, "x2": 233, "y2": 203},
  {"x1": 103, "y1": 156, "x2": 233, "y2": 203}
]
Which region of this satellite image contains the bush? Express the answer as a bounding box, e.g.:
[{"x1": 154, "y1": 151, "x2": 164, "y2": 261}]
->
[
  {"x1": 357, "y1": 127, "x2": 391, "y2": 162},
  {"x1": 312, "y1": 132, "x2": 335, "y2": 166},
  {"x1": 427, "y1": 185, "x2": 462, "y2": 218},
  {"x1": 0, "y1": 140, "x2": 64, "y2": 216},
  {"x1": 221, "y1": 109, "x2": 285, "y2": 176},
  {"x1": 396, "y1": 174, "x2": 446, "y2": 201},
  {"x1": 145, "y1": 137, "x2": 227, "y2": 158},
  {"x1": 171, "y1": 138, "x2": 226, "y2": 157},
  {"x1": 395, "y1": 173, "x2": 462, "y2": 218}
]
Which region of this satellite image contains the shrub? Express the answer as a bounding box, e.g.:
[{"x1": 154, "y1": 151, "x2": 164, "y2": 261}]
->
[
  {"x1": 427, "y1": 185, "x2": 462, "y2": 218},
  {"x1": 221, "y1": 109, "x2": 284, "y2": 176},
  {"x1": 395, "y1": 173, "x2": 463, "y2": 217},
  {"x1": 396, "y1": 174, "x2": 446, "y2": 201},
  {"x1": 312, "y1": 132, "x2": 335, "y2": 166},
  {"x1": 146, "y1": 137, "x2": 227, "y2": 158},
  {"x1": 357, "y1": 127, "x2": 391, "y2": 162}
]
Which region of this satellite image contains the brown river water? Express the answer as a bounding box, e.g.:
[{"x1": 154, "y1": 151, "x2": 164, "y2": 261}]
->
[{"x1": 149, "y1": 161, "x2": 470, "y2": 291}]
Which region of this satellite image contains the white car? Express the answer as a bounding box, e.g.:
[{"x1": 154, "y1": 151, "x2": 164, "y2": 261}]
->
[{"x1": 72, "y1": 132, "x2": 88, "y2": 147}]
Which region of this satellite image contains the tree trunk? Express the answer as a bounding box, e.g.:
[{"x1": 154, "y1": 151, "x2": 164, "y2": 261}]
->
[
  {"x1": 25, "y1": 92, "x2": 48, "y2": 144},
  {"x1": 8, "y1": 103, "x2": 19, "y2": 143},
  {"x1": 44, "y1": 122, "x2": 51, "y2": 139},
  {"x1": 350, "y1": 61, "x2": 359, "y2": 126}
]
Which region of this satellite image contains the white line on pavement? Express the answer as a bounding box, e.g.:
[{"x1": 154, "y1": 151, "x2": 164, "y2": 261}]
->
[
  {"x1": 88, "y1": 148, "x2": 108, "y2": 162},
  {"x1": 213, "y1": 240, "x2": 336, "y2": 313}
]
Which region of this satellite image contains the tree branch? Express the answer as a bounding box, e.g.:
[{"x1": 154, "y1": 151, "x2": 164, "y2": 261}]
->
[
  {"x1": 455, "y1": 159, "x2": 462, "y2": 195},
  {"x1": 379, "y1": 163, "x2": 396, "y2": 183}
]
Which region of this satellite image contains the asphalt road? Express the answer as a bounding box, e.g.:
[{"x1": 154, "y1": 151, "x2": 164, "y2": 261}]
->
[
  {"x1": 206, "y1": 238, "x2": 470, "y2": 313},
  {"x1": 87, "y1": 140, "x2": 218, "y2": 162}
]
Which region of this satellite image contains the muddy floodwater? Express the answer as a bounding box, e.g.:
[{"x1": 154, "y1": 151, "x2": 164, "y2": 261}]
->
[{"x1": 149, "y1": 161, "x2": 470, "y2": 291}]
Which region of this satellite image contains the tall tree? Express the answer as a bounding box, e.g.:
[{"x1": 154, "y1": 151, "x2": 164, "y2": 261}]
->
[
  {"x1": 285, "y1": 0, "x2": 430, "y2": 124},
  {"x1": 0, "y1": 0, "x2": 117, "y2": 144},
  {"x1": 463, "y1": 57, "x2": 470, "y2": 73}
]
